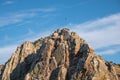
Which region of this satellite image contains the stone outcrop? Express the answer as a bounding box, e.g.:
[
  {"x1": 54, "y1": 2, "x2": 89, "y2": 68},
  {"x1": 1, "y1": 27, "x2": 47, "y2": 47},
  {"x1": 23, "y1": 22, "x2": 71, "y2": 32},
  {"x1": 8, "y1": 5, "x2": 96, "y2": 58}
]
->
[
  {"x1": 1, "y1": 28, "x2": 120, "y2": 80},
  {"x1": 113, "y1": 64, "x2": 120, "y2": 80},
  {"x1": 0, "y1": 65, "x2": 4, "y2": 80}
]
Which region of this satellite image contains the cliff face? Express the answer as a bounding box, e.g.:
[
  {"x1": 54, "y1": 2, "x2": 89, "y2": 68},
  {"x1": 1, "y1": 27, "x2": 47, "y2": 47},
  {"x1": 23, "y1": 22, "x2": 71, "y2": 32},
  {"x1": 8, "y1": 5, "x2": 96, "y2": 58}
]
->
[
  {"x1": 0, "y1": 65, "x2": 4, "y2": 79},
  {"x1": 1, "y1": 28, "x2": 120, "y2": 80}
]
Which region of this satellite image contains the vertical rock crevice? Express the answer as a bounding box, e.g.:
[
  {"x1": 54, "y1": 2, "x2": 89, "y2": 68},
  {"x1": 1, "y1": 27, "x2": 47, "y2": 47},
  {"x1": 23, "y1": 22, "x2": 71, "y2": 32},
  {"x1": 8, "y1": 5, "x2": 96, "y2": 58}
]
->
[{"x1": 1, "y1": 28, "x2": 120, "y2": 80}]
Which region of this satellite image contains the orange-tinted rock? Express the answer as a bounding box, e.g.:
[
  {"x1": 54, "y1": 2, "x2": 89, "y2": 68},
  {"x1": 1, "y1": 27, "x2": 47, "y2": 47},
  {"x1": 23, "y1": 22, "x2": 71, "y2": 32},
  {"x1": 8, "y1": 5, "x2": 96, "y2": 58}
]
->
[{"x1": 1, "y1": 28, "x2": 120, "y2": 80}]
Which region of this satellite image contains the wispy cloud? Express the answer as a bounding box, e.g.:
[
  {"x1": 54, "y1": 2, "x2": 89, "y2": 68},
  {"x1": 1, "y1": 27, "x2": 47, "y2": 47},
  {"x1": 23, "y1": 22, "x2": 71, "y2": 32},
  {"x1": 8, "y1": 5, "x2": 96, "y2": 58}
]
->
[
  {"x1": 0, "y1": 45, "x2": 17, "y2": 64},
  {"x1": 0, "y1": 8, "x2": 55, "y2": 27},
  {"x1": 0, "y1": 30, "x2": 51, "y2": 64},
  {"x1": 0, "y1": 45, "x2": 17, "y2": 55},
  {"x1": 100, "y1": 50, "x2": 117, "y2": 55},
  {"x1": 96, "y1": 44, "x2": 120, "y2": 55},
  {"x1": 67, "y1": 13, "x2": 120, "y2": 55},
  {"x1": 2, "y1": 0, "x2": 14, "y2": 5},
  {"x1": 15, "y1": 28, "x2": 52, "y2": 43},
  {"x1": 0, "y1": 13, "x2": 120, "y2": 64},
  {"x1": 27, "y1": 8, "x2": 56, "y2": 13},
  {"x1": 0, "y1": 13, "x2": 36, "y2": 27}
]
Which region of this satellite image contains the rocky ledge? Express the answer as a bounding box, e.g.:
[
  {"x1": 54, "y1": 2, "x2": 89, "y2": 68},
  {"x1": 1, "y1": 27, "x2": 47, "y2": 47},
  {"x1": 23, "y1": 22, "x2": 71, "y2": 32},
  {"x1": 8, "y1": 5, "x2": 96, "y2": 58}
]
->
[{"x1": 0, "y1": 28, "x2": 120, "y2": 80}]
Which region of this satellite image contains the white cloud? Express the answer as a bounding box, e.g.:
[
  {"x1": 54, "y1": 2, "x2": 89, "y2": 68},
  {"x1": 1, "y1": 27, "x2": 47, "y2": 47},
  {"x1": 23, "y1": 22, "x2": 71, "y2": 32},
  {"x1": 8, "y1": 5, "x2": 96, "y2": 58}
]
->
[
  {"x1": 0, "y1": 45, "x2": 17, "y2": 64},
  {"x1": 68, "y1": 13, "x2": 120, "y2": 54},
  {"x1": 0, "y1": 30, "x2": 51, "y2": 64},
  {"x1": 27, "y1": 8, "x2": 56, "y2": 13},
  {"x1": 96, "y1": 46, "x2": 120, "y2": 55},
  {"x1": 0, "y1": 8, "x2": 55, "y2": 27},
  {"x1": 0, "y1": 45, "x2": 17, "y2": 55},
  {"x1": 0, "y1": 13, "x2": 120, "y2": 64},
  {"x1": 2, "y1": 0, "x2": 14, "y2": 5},
  {"x1": 98, "y1": 50, "x2": 116, "y2": 55},
  {"x1": 18, "y1": 29, "x2": 52, "y2": 43},
  {"x1": 0, "y1": 13, "x2": 36, "y2": 27}
]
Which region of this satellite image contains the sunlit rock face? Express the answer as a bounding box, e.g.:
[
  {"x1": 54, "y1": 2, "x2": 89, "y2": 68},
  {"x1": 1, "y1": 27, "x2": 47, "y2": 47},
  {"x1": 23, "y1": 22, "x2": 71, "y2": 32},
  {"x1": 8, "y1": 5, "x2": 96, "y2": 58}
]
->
[{"x1": 1, "y1": 28, "x2": 120, "y2": 80}]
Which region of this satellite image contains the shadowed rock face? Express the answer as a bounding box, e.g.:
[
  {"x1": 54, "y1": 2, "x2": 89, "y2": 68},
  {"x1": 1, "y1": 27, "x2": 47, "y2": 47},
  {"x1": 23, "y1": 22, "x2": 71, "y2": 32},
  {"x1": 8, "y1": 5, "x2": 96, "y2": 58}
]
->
[
  {"x1": 1, "y1": 28, "x2": 120, "y2": 80},
  {"x1": 0, "y1": 65, "x2": 4, "y2": 79}
]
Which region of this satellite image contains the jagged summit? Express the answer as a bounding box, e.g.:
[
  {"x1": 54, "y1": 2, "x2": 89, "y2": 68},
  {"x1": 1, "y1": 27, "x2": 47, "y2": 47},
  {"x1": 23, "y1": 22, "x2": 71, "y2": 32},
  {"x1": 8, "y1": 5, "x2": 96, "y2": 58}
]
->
[{"x1": 0, "y1": 28, "x2": 120, "y2": 80}]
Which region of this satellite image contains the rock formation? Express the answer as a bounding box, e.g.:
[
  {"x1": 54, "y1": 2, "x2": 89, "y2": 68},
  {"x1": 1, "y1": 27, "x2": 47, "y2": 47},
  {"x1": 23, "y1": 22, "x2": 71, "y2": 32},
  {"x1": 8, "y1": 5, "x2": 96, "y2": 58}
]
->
[
  {"x1": 0, "y1": 28, "x2": 120, "y2": 80},
  {"x1": 0, "y1": 65, "x2": 4, "y2": 79}
]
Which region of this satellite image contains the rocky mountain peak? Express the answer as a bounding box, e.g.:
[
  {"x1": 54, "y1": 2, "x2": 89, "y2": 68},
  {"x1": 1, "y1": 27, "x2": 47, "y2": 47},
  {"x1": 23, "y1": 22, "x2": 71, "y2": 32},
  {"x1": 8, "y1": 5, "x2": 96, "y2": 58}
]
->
[{"x1": 0, "y1": 28, "x2": 120, "y2": 80}]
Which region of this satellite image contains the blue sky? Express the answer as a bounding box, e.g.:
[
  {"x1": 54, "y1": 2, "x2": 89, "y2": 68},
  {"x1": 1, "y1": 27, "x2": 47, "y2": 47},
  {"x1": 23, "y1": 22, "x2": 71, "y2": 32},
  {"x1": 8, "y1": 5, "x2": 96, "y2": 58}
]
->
[{"x1": 0, "y1": 0, "x2": 120, "y2": 64}]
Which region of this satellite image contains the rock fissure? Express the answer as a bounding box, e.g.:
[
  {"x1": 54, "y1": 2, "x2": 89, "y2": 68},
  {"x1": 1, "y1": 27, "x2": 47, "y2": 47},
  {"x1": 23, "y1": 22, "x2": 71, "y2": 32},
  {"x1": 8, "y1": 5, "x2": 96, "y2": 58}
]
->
[{"x1": 0, "y1": 28, "x2": 120, "y2": 80}]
